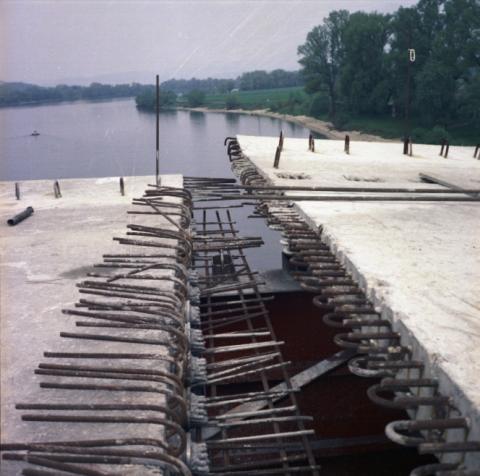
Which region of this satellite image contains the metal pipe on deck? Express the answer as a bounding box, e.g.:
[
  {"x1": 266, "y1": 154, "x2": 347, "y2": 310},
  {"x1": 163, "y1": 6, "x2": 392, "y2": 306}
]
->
[{"x1": 7, "y1": 206, "x2": 34, "y2": 226}]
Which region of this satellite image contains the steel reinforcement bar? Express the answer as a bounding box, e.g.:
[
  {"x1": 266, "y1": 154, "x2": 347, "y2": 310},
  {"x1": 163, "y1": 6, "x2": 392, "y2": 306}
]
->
[
  {"x1": 1, "y1": 185, "x2": 206, "y2": 475},
  {"x1": 184, "y1": 179, "x2": 320, "y2": 475},
  {"x1": 223, "y1": 136, "x2": 480, "y2": 476}
]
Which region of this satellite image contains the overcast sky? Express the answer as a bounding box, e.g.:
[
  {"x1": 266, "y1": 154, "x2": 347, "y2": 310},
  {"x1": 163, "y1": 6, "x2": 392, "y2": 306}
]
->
[{"x1": 1, "y1": 0, "x2": 418, "y2": 86}]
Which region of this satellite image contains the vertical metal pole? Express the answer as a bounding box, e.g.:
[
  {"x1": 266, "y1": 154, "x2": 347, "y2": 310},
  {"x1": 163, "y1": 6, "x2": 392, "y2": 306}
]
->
[
  {"x1": 156, "y1": 74, "x2": 160, "y2": 186},
  {"x1": 404, "y1": 28, "x2": 413, "y2": 155}
]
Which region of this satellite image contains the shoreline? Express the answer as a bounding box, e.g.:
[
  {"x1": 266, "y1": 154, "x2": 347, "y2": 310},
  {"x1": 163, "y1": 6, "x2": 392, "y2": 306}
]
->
[{"x1": 178, "y1": 106, "x2": 397, "y2": 142}]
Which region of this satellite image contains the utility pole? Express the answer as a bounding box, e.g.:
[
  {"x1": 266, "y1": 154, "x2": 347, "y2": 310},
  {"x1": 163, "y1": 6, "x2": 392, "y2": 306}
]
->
[
  {"x1": 156, "y1": 74, "x2": 160, "y2": 186},
  {"x1": 404, "y1": 27, "x2": 415, "y2": 155}
]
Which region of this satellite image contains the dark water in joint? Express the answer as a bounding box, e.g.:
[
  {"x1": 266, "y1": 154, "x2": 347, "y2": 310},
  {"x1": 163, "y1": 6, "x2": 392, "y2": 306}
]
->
[{"x1": 0, "y1": 98, "x2": 312, "y2": 271}]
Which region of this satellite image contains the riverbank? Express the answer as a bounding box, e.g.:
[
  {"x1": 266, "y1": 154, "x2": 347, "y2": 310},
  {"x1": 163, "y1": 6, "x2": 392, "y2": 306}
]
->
[{"x1": 179, "y1": 106, "x2": 395, "y2": 142}]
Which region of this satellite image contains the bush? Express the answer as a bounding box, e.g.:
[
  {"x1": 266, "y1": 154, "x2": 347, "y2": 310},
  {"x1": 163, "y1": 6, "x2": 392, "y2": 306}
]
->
[
  {"x1": 424, "y1": 125, "x2": 451, "y2": 144},
  {"x1": 308, "y1": 92, "x2": 330, "y2": 118},
  {"x1": 411, "y1": 127, "x2": 428, "y2": 142},
  {"x1": 411, "y1": 125, "x2": 451, "y2": 144},
  {"x1": 332, "y1": 110, "x2": 351, "y2": 130},
  {"x1": 225, "y1": 94, "x2": 241, "y2": 110},
  {"x1": 135, "y1": 88, "x2": 176, "y2": 110},
  {"x1": 187, "y1": 90, "x2": 206, "y2": 107}
]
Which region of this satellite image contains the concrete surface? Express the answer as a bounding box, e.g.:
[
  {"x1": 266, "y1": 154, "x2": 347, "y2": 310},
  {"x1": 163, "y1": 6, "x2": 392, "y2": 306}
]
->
[
  {"x1": 237, "y1": 135, "x2": 480, "y2": 465},
  {"x1": 237, "y1": 134, "x2": 479, "y2": 190},
  {"x1": 0, "y1": 175, "x2": 182, "y2": 467}
]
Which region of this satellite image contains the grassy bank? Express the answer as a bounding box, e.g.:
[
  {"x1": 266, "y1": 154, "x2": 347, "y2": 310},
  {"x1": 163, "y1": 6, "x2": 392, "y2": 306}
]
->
[
  {"x1": 337, "y1": 116, "x2": 478, "y2": 146},
  {"x1": 178, "y1": 86, "x2": 307, "y2": 113}
]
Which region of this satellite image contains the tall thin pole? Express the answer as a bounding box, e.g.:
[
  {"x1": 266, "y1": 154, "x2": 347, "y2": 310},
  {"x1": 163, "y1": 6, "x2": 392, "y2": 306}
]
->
[
  {"x1": 156, "y1": 74, "x2": 160, "y2": 186},
  {"x1": 404, "y1": 27, "x2": 412, "y2": 154}
]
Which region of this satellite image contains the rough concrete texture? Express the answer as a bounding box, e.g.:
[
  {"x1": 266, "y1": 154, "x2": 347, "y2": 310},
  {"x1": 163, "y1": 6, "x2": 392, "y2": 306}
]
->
[
  {"x1": 237, "y1": 135, "x2": 480, "y2": 463},
  {"x1": 0, "y1": 175, "x2": 182, "y2": 458},
  {"x1": 238, "y1": 135, "x2": 479, "y2": 189}
]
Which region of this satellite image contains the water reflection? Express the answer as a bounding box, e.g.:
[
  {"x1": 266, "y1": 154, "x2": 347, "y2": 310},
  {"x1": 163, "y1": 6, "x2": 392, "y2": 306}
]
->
[
  {"x1": 225, "y1": 112, "x2": 240, "y2": 126},
  {"x1": 189, "y1": 110, "x2": 206, "y2": 126}
]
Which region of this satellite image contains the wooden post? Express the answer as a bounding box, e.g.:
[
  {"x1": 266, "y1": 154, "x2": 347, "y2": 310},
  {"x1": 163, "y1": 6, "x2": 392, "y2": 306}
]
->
[
  {"x1": 344, "y1": 135, "x2": 350, "y2": 155},
  {"x1": 408, "y1": 137, "x2": 413, "y2": 156},
  {"x1": 15, "y1": 182, "x2": 20, "y2": 200},
  {"x1": 443, "y1": 140, "x2": 449, "y2": 158},
  {"x1": 308, "y1": 134, "x2": 315, "y2": 152},
  {"x1": 53, "y1": 180, "x2": 62, "y2": 198},
  {"x1": 119, "y1": 177, "x2": 125, "y2": 196},
  {"x1": 278, "y1": 131, "x2": 284, "y2": 151},
  {"x1": 440, "y1": 139, "x2": 446, "y2": 156},
  {"x1": 474, "y1": 144, "x2": 480, "y2": 159}
]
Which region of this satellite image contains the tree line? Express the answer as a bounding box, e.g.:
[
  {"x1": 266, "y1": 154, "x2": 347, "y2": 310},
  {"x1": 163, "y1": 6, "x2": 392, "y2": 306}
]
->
[
  {"x1": 160, "y1": 69, "x2": 303, "y2": 94},
  {"x1": 0, "y1": 82, "x2": 152, "y2": 107},
  {"x1": 298, "y1": 0, "x2": 480, "y2": 137}
]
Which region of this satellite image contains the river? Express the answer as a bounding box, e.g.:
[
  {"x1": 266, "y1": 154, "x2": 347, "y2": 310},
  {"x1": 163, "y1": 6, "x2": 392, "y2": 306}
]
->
[
  {"x1": 0, "y1": 98, "x2": 310, "y2": 181},
  {"x1": 0, "y1": 98, "x2": 312, "y2": 270}
]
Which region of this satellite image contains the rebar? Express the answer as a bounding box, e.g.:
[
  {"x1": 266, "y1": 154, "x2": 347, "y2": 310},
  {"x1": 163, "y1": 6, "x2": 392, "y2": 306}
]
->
[{"x1": 225, "y1": 136, "x2": 480, "y2": 476}]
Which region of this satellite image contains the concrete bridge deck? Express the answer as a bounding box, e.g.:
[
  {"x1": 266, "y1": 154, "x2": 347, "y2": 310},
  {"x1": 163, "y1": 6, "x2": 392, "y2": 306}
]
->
[
  {"x1": 236, "y1": 135, "x2": 480, "y2": 458},
  {"x1": 0, "y1": 174, "x2": 182, "y2": 449}
]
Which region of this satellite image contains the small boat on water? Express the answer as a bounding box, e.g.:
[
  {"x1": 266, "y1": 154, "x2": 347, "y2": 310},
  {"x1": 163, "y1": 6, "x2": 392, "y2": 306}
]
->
[{"x1": 31, "y1": 130, "x2": 40, "y2": 136}]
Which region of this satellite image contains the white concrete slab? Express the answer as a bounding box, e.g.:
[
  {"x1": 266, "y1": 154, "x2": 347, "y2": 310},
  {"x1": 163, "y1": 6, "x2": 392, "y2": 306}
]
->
[
  {"x1": 0, "y1": 175, "x2": 182, "y2": 450},
  {"x1": 237, "y1": 135, "x2": 480, "y2": 457},
  {"x1": 237, "y1": 134, "x2": 480, "y2": 189}
]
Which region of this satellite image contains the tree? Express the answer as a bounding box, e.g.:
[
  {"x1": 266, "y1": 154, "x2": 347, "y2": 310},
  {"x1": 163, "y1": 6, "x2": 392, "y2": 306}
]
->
[
  {"x1": 186, "y1": 90, "x2": 206, "y2": 107},
  {"x1": 339, "y1": 12, "x2": 390, "y2": 114},
  {"x1": 387, "y1": 1, "x2": 447, "y2": 116},
  {"x1": 225, "y1": 94, "x2": 240, "y2": 110},
  {"x1": 135, "y1": 88, "x2": 176, "y2": 111},
  {"x1": 456, "y1": 73, "x2": 480, "y2": 133},
  {"x1": 441, "y1": 0, "x2": 480, "y2": 79},
  {"x1": 415, "y1": 59, "x2": 455, "y2": 125},
  {"x1": 298, "y1": 10, "x2": 349, "y2": 119},
  {"x1": 308, "y1": 92, "x2": 330, "y2": 118}
]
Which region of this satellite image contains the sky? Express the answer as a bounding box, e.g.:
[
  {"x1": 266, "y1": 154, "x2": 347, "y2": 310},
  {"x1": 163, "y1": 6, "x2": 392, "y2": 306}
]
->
[{"x1": 1, "y1": 0, "x2": 418, "y2": 86}]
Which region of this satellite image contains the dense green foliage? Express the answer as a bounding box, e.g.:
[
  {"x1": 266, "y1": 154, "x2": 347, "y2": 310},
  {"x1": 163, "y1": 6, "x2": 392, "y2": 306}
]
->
[
  {"x1": 160, "y1": 69, "x2": 303, "y2": 94},
  {"x1": 237, "y1": 70, "x2": 303, "y2": 90},
  {"x1": 186, "y1": 90, "x2": 206, "y2": 107},
  {"x1": 225, "y1": 94, "x2": 241, "y2": 110},
  {"x1": 0, "y1": 82, "x2": 151, "y2": 107},
  {"x1": 160, "y1": 78, "x2": 235, "y2": 95},
  {"x1": 135, "y1": 88, "x2": 176, "y2": 110},
  {"x1": 297, "y1": 0, "x2": 480, "y2": 140}
]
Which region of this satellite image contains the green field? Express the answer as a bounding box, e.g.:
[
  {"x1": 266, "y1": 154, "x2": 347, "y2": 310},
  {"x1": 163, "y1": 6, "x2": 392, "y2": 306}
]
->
[{"x1": 178, "y1": 86, "x2": 307, "y2": 111}]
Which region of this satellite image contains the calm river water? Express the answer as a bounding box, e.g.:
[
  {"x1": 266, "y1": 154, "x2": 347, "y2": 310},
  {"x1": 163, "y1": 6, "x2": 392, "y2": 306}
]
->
[
  {"x1": 0, "y1": 98, "x2": 312, "y2": 270},
  {"x1": 0, "y1": 98, "x2": 310, "y2": 180}
]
